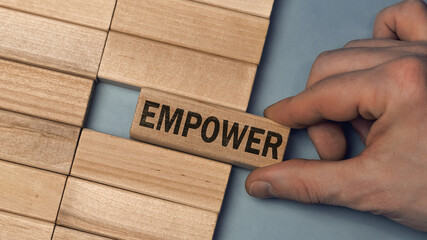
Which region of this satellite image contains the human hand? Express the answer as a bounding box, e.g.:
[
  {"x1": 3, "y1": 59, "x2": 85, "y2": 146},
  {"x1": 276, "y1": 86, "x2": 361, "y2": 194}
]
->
[{"x1": 245, "y1": 0, "x2": 427, "y2": 232}]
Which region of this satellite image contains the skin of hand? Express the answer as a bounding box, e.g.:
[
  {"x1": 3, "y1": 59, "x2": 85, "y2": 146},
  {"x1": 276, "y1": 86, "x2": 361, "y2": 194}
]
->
[{"x1": 245, "y1": 0, "x2": 427, "y2": 232}]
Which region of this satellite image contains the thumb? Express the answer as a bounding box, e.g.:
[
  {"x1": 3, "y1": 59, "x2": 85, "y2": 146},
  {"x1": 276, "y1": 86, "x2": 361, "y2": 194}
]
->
[{"x1": 245, "y1": 157, "x2": 370, "y2": 207}]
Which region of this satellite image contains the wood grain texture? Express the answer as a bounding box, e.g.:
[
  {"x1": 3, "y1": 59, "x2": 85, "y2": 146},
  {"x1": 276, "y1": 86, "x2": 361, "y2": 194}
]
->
[
  {"x1": 0, "y1": 161, "x2": 66, "y2": 222},
  {"x1": 131, "y1": 88, "x2": 290, "y2": 169},
  {"x1": 98, "y1": 31, "x2": 256, "y2": 111},
  {"x1": 0, "y1": 211, "x2": 54, "y2": 240},
  {"x1": 111, "y1": 0, "x2": 269, "y2": 64},
  {"x1": 72, "y1": 129, "x2": 230, "y2": 213},
  {"x1": 0, "y1": 0, "x2": 116, "y2": 30},
  {"x1": 53, "y1": 226, "x2": 111, "y2": 240},
  {"x1": 0, "y1": 59, "x2": 93, "y2": 127},
  {"x1": 0, "y1": 7, "x2": 107, "y2": 79},
  {"x1": 58, "y1": 177, "x2": 218, "y2": 240},
  {"x1": 189, "y1": 0, "x2": 274, "y2": 18},
  {"x1": 0, "y1": 110, "x2": 79, "y2": 174}
]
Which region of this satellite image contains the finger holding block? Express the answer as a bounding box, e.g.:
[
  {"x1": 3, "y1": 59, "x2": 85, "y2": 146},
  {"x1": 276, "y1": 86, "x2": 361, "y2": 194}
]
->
[{"x1": 131, "y1": 88, "x2": 290, "y2": 169}]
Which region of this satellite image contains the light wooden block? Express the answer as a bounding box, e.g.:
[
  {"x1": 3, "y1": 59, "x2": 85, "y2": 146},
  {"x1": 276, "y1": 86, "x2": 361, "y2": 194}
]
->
[
  {"x1": 0, "y1": 211, "x2": 54, "y2": 240},
  {"x1": 111, "y1": 0, "x2": 269, "y2": 64},
  {"x1": 72, "y1": 129, "x2": 230, "y2": 213},
  {"x1": 0, "y1": 59, "x2": 93, "y2": 127},
  {"x1": 190, "y1": 0, "x2": 274, "y2": 18},
  {"x1": 131, "y1": 88, "x2": 290, "y2": 169},
  {"x1": 0, "y1": 110, "x2": 79, "y2": 174},
  {"x1": 0, "y1": 161, "x2": 66, "y2": 222},
  {"x1": 0, "y1": 7, "x2": 107, "y2": 79},
  {"x1": 0, "y1": 0, "x2": 116, "y2": 30},
  {"x1": 53, "y1": 226, "x2": 111, "y2": 240},
  {"x1": 58, "y1": 177, "x2": 218, "y2": 240},
  {"x1": 99, "y1": 31, "x2": 256, "y2": 112}
]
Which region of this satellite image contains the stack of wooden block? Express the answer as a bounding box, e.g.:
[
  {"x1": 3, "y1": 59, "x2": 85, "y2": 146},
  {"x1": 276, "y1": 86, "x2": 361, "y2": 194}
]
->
[{"x1": 0, "y1": 0, "x2": 276, "y2": 239}]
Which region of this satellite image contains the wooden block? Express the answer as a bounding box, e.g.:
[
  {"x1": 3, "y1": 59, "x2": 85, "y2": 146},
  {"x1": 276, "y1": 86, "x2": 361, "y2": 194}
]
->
[
  {"x1": 131, "y1": 88, "x2": 290, "y2": 169},
  {"x1": 0, "y1": 7, "x2": 107, "y2": 79},
  {"x1": 72, "y1": 129, "x2": 230, "y2": 213},
  {"x1": 0, "y1": 59, "x2": 93, "y2": 127},
  {"x1": 0, "y1": 160, "x2": 66, "y2": 222},
  {"x1": 58, "y1": 177, "x2": 218, "y2": 240},
  {"x1": 0, "y1": 211, "x2": 54, "y2": 240},
  {"x1": 0, "y1": 109, "x2": 79, "y2": 174},
  {"x1": 98, "y1": 31, "x2": 256, "y2": 111},
  {"x1": 189, "y1": 0, "x2": 274, "y2": 18},
  {"x1": 53, "y1": 226, "x2": 111, "y2": 240},
  {"x1": 0, "y1": 0, "x2": 116, "y2": 30},
  {"x1": 111, "y1": 0, "x2": 269, "y2": 64}
]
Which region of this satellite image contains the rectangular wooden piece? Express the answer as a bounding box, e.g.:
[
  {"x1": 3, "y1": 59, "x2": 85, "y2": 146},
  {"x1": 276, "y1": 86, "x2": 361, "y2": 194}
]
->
[
  {"x1": 0, "y1": 7, "x2": 107, "y2": 79},
  {"x1": 72, "y1": 129, "x2": 230, "y2": 213},
  {"x1": 58, "y1": 177, "x2": 218, "y2": 240},
  {"x1": 0, "y1": 161, "x2": 66, "y2": 222},
  {"x1": 53, "y1": 226, "x2": 112, "y2": 240},
  {"x1": 0, "y1": 211, "x2": 54, "y2": 240},
  {"x1": 190, "y1": 0, "x2": 274, "y2": 18},
  {"x1": 0, "y1": 59, "x2": 93, "y2": 127},
  {"x1": 98, "y1": 31, "x2": 256, "y2": 111},
  {"x1": 0, "y1": 109, "x2": 79, "y2": 174},
  {"x1": 131, "y1": 88, "x2": 290, "y2": 169},
  {"x1": 0, "y1": 0, "x2": 116, "y2": 30},
  {"x1": 111, "y1": 0, "x2": 269, "y2": 64}
]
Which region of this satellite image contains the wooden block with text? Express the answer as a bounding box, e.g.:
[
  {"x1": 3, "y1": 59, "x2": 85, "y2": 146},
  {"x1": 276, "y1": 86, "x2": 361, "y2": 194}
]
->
[
  {"x1": 111, "y1": 0, "x2": 269, "y2": 64},
  {"x1": 0, "y1": 0, "x2": 116, "y2": 30},
  {"x1": 0, "y1": 109, "x2": 79, "y2": 174},
  {"x1": 98, "y1": 31, "x2": 256, "y2": 111},
  {"x1": 58, "y1": 177, "x2": 218, "y2": 240},
  {"x1": 131, "y1": 88, "x2": 290, "y2": 169},
  {"x1": 53, "y1": 226, "x2": 112, "y2": 240},
  {"x1": 0, "y1": 59, "x2": 93, "y2": 127},
  {"x1": 190, "y1": 0, "x2": 274, "y2": 18},
  {"x1": 72, "y1": 129, "x2": 230, "y2": 213},
  {"x1": 0, "y1": 7, "x2": 106, "y2": 79},
  {"x1": 0, "y1": 161, "x2": 66, "y2": 222},
  {"x1": 0, "y1": 211, "x2": 54, "y2": 240}
]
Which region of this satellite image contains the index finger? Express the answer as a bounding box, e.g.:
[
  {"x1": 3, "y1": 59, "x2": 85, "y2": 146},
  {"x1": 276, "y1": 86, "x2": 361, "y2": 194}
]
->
[{"x1": 264, "y1": 68, "x2": 385, "y2": 128}]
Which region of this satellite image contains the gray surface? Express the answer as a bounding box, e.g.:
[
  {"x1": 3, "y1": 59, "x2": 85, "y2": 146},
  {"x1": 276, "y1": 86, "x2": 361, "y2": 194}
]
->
[{"x1": 86, "y1": 0, "x2": 427, "y2": 239}]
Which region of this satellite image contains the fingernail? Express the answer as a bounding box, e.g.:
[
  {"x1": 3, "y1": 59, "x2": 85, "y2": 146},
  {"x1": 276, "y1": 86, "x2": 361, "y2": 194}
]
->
[{"x1": 249, "y1": 181, "x2": 275, "y2": 198}]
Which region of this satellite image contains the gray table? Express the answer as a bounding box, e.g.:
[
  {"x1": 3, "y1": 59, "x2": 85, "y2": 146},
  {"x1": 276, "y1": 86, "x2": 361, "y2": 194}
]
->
[{"x1": 86, "y1": 0, "x2": 427, "y2": 239}]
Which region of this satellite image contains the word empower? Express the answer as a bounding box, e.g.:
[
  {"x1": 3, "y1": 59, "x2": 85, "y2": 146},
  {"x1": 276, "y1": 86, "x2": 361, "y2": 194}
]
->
[{"x1": 139, "y1": 100, "x2": 284, "y2": 159}]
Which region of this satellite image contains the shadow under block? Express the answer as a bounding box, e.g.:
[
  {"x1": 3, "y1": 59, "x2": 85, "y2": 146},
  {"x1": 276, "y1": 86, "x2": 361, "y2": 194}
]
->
[
  {"x1": 0, "y1": 59, "x2": 93, "y2": 127},
  {"x1": 0, "y1": 161, "x2": 66, "y2": 222},
  {"x1": 98, "y1": 31, "x2": 256, "y2": 112},
  {"x1": 190, "y1": 0, "x2": 274, "y2": 18},
  {"x1": 0, "y1": 7, "x2": 107, "y2": 79},
  {"x1": 53, "y1": 226, "x2": 112, "y2": 240},
  {"x1": 0, "y1": 110, "x2": 79, "y2": 174},
  {"x1": 58, "y1": 177, "x2": 219, "y2": 240},
  {"x1": 0, "y1": 0, "x2": 116, "y2": 30},
  {"x1": 72, "y1": 129, "x2": 230, "y2": 213},
  {"x1": 111, "y1": 0, "x2": 269, "y2": 64},
  {"x1": 131, "y1": 88, "x2": 290, "y2": 169},
  {"x1": 0, "y1": 211, "x2": 54, "y2": 240}
]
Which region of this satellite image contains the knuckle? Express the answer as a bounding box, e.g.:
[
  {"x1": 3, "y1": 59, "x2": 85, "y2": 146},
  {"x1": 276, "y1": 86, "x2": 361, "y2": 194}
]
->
[
  {"x1": 375, "y1": 7, "x2": 388, "y2": 22},
  {"x1": 393, "y1": 56, "x2": 426, "y2": 85},
  {"x1": 310, "y1": 50, "x2": 335, "y2": 80},
  {"x1": 293, "y1": 178, "x2": 323, "y2": 204},
  {"x1": 401, "y1": 0, "x2": 427, "y2": 12},
  {"x1": 383, "y1": 56, "x2": 427, "y2": 103}
]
